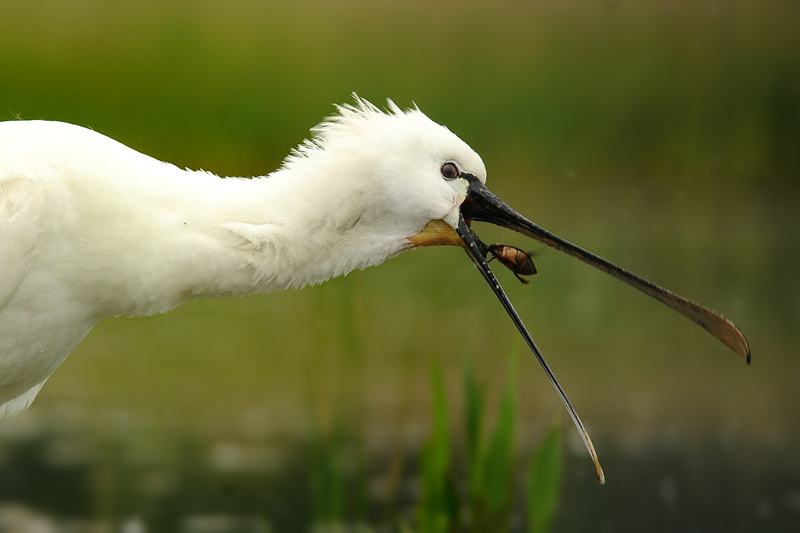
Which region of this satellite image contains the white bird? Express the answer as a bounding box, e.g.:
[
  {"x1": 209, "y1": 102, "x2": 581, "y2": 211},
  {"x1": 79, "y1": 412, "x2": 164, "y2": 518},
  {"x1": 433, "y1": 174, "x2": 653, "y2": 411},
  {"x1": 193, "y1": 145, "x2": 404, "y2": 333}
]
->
[{"x1": 0, "y1": 96, "x2": 749, "y2": 482}]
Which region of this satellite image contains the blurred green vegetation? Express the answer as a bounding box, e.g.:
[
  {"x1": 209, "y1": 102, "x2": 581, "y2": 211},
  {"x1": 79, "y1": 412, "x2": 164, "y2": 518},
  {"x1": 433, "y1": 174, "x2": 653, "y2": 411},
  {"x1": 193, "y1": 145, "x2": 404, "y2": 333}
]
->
[
  {"x1": 416, "y1": 353, "x2": 563, "y2": 533},
  {"x1": 1, "y1": 0, "x2": 797, "y2": 190},
  {"x1": 0, "y1": 0, "x2": 799, "y2": 530}
]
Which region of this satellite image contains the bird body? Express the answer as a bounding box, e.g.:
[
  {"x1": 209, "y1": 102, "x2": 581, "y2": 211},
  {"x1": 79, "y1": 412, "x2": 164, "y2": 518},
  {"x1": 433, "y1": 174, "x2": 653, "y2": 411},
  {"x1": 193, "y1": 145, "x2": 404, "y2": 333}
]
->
[
  {"x1": 0, "y1": 101, "x2": 485, "y2": 415},
  {"x1": 0, "y1": 98, "x2": 748, "y2": 481}
]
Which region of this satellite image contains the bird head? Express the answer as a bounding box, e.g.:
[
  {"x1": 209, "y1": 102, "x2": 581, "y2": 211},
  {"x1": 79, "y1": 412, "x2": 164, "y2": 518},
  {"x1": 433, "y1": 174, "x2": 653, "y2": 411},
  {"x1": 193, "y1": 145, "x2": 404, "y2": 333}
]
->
[
  {"x1": 280, "y1": 96, "x2": 750, "y2": 483},
  {"x1": 282, "y1": 96, "x2": 748, "y2": 365},
  {"x1": 280, "y1": 96, "x2": 487, "y2": 250}
]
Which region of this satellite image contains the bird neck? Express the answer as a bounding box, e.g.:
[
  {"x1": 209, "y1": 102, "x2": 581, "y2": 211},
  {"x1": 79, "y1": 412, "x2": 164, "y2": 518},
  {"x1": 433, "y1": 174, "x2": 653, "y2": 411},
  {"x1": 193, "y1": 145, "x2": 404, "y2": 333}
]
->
[{"x1": 66, "y1": 160, "x2": 409, "y2": 319}]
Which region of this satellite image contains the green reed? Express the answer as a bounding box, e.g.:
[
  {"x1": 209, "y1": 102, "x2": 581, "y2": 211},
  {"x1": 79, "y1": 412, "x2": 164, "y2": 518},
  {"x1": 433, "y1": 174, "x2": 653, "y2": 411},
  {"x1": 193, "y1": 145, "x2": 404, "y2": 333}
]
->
[{"x1": 416, "y1": 348, "x2": 562, "y2": 533}]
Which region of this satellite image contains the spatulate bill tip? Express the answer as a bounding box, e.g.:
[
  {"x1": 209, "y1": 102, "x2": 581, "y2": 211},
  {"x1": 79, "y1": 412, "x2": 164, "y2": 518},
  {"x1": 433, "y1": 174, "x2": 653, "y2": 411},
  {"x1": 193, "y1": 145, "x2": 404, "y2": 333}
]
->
[
  {"x1": 596, "y1": 466, "x2": 606, "y2": 485},
  {"x1": 585, "y1": 434, "x2": 605, "y2": 484},
  {"x1": 741, "y1": 335, "x2": 752, "y2": 365},
  {"x1": 722, "y1": 323, "x2": 753, "y2": 365}
]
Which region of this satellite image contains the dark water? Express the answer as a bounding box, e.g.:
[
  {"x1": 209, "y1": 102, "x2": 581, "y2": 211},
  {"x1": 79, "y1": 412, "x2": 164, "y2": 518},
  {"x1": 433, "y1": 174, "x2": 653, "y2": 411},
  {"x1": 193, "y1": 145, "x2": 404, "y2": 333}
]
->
[{"x1": 1, "y1": 407, "x2": 798, "y2": 532}]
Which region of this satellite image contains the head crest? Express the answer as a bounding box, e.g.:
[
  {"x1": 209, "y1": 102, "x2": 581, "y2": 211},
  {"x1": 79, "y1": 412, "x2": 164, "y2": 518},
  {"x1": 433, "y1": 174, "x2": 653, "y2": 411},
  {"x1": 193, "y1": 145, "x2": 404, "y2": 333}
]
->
[{"x1": 283, "y1": 94, "x2": 423, "y2": 167}]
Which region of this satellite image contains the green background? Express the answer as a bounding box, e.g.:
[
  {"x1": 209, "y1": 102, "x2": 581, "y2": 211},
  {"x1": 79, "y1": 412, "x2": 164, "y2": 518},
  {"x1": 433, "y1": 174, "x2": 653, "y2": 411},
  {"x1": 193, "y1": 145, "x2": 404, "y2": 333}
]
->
[{"x1": 1, "y1": 0, "x2": 798, "y2": 531}]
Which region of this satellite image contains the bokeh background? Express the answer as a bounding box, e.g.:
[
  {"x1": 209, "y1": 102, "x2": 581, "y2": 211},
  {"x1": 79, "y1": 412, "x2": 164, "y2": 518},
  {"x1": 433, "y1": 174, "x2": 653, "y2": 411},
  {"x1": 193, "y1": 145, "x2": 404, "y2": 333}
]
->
[{"x1": 1, "y1": 0, "x2": 798, "y2": 531}]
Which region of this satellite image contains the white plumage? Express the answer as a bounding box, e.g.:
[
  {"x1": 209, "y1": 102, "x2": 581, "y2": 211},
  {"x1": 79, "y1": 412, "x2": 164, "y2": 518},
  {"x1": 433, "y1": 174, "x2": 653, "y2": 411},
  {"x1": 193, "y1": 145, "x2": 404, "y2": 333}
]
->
[
  {"x1": 0, "y1": 98, "x2": 485, "y2": 416},
  {"x1": 0, "y1": 96, "x2": 749, "y2": 482}
]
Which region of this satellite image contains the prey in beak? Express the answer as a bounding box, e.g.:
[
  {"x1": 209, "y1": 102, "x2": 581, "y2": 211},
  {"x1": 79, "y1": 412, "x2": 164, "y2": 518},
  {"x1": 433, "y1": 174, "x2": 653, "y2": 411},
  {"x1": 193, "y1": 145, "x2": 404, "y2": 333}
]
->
[{"x1": 413, "y1": 172, "x2": 751, "y2": 484}]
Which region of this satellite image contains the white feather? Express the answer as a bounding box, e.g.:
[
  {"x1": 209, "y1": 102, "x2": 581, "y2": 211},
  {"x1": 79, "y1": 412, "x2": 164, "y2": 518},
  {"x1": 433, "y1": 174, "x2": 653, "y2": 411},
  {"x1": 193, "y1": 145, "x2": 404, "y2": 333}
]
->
[{"x1": 0, "y1": 97, "x2": 486, "y2": 415}]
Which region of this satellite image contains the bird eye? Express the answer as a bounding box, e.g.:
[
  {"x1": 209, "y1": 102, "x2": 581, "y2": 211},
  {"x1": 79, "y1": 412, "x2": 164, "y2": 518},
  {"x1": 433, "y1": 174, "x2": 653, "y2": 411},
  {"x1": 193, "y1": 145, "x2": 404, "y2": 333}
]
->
[{"x1": 440, "y1": 162, "x2": 459, "y2": 180}]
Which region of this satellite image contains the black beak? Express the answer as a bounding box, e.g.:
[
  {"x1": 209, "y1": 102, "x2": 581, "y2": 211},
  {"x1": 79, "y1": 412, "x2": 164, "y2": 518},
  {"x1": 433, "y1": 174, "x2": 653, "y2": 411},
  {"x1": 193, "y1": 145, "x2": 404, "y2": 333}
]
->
[{"x1": 455, "y1": 173, "x2": 751, "y2": 483}]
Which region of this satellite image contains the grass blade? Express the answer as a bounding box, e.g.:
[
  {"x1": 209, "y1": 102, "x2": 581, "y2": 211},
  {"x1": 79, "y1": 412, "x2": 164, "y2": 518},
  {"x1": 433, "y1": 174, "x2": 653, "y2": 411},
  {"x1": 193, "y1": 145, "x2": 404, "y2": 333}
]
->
[
  {"x1": 419, "y1": 362, "x2": 453, "y2": 533},
  {"x1": 526, "y1": 423, "x2": 563, "y2": 533},
  {"x1": 464, "y1": 359, "x2": 485, "y2": 501},
  {"x1": 483, "y1": 346, "x2": 518, "y2": 518}
]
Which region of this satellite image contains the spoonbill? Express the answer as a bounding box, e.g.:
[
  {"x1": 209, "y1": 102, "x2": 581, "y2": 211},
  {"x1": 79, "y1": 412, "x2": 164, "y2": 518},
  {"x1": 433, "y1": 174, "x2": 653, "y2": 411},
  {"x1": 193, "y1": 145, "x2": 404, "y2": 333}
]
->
[{"x1": 0, "y1": 96, "x2": 749, "y2": 482}]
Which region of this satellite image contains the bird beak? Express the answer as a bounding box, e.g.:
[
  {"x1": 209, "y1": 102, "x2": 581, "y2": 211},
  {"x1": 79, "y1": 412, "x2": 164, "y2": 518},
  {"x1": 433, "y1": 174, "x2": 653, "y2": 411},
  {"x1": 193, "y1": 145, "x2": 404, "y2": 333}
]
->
[
  {"x1": 451, "y1": 173, "x2": 751, "y2": 484},
  {"x1": 453, "y1": 186, "x2": 606, "y2": 484},
  {"x1": 457, "y1": 174, "x2": 750, "y2": 362}
]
